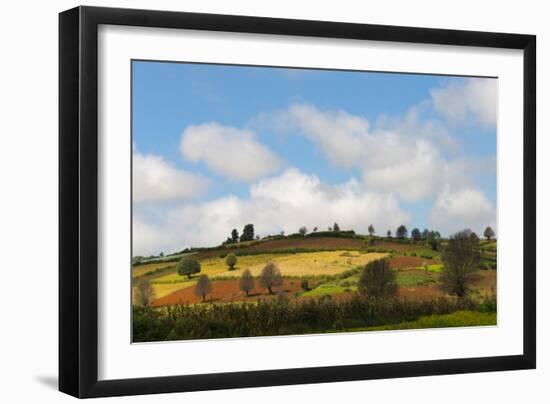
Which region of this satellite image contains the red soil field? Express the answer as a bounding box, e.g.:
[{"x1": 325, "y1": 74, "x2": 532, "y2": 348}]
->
[
  {"x1": 152, "y1": 278, "x2": 303, "y2": 306},
  {"x1": 389, "y1": 255, "x2": 435, "y2": 269}
]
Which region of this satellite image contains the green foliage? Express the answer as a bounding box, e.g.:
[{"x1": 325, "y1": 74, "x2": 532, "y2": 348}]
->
[
  {"x1": 358, "y1": 259, "x2": 398, "y2": 298},
  {"x1": 176, "y1": 257, "x2": 201, "y2": 279},
  {"x1": 333, "y1": 222, "x2": 341, "y2": 232},
  {"x1": 411, "y1": 228, "x2": 422, "y2": 241},
  {"x1": 441, "y1": 229, "x2": 482, "y2": 297},
  {"x1": 240, "y1": 224, "x2": 255, "y2": 242},
  {"x1": 299, "y1": 226, "x2": 308, "y2": 237},
  {"x1": 225, "y1": 253, "x2": 237, "y2": 270},
  {"x1": 368, "y1": 224, "x2": 375, "y2": 236},
  {"x1": 396, "y1": 225, "x2": 408, "y2": 239},
  {"x1": 484, "y1": 226, "x2": 495, "y2": 240},
  {"x1": 132, "y1": 296, "x2": 481, "y2": 341}
]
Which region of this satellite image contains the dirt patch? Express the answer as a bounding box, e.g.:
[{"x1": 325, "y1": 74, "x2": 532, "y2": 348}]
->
[
  {"x1": 398, "y1": 284, "x2": 447, "y2": 299},
  {"x1": 389, "y1": 255, "x2": 434, "y2": 269},
  {"x1": 152, "y1": 278, "x2": 303, "y2": 306}
]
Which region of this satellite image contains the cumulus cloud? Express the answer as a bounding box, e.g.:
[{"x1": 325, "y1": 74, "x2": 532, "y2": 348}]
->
[
  {"x1": 180, "y1": 122, "x2": 282, "y2": 182},
  {"x1": 430, "y1": 78, "x2": 497, "y2": 126},
  {"x1": 133, "y1": 151, "x2": 209, "y2": 203},
  {"x1": 429, "y1": 185, "x2": 496, "y2": 237},
  {"x1": 258, "y1": 103, "x2": 471, "y2": 202},
  {"x1": 132, "y1": 168, "x2": 411, "y2": 256}
]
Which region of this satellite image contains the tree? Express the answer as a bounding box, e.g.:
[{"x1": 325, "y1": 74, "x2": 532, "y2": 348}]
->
[
  {"x1": 396, "y1": 225, "x2": 408, "y2": 239},
  {"x1": 239, "y1": 269, "x2": 254, "y2": 296},
  {"x1": 427, "y1": 230, "x2": 441, "y2": 251},
  {"x1": 159, "y1": 252, "x2": 164, "y2": 258},
  {"x1": 194, "y1": 275, "x2": 212, "y2": 302},
  {"x1": 299, "y1": 226, "x2": 307, "y2": 237},
  {"x1": 176, "y1": 256, "x2": 201, "y2": 279},
  {"x1": 259, "y1": 262, "x2": 283, "y2": 294},
  {"x1": 134, "y1": 278, "x2": 154, "y2": 306},
  {"x1": 301, "y1": 279, "x2": 310, "y2": 291},
  {"x1": 411, "y1": 228, "x2": 422, "y2": 241},
  {"x1": 333, "y1": 222, "x2": 340, "y2": 232},
  {"x1": 368, "y1": 224, "x2": 375, "y2": 236},
  {"x1": 225, "y1": 253, "x2": 237, "y2": 270},
  {"x1": 441, "y1": 229, "x2": 481, "y2": 297},
  {"x1": 484, "y1": 226, "x2": 495, "y2": 240},
  {"x1": 358, "y1": 259, "x2": 397, "y2": 298},
  {"x1": 313, "y1": 227, "x2": 318, "y2": 232},
  {"x1": 240, "y1": 224, "x2": 255, "y2": 242},
  {"x1": 422, "y1": 228, "x2": 430, "y2": 240},
  {"x1": 387, "y1": 230, "x2": 392, "y2": 238},
  {"x1": 231, "y1": 228, "x2": 239, "y2": 243}
]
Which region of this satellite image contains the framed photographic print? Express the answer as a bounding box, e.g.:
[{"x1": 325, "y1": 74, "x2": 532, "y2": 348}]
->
[{"x1": 59, "y1": 6, "x2": 536, "y2": 398}]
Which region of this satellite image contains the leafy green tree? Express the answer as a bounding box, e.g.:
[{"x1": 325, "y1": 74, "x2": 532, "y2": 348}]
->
[
  {"x1": 134, "y1": 278, "x2": 154, "y2": 306},
  {"x1": 259, "y1": 262, "x2": 283, "y2": 294},
  {"x1": 313, "y1": 227, "x2": 318, "y2": 232},
  {"x1": 396, "y1": 225, "x2": 408, "y2": 239},
  {"x1": 231, "y1": 229, "x2": 239, "y2": 243},
  {"x1": 225, "y1": 253, "x2": 237, "y2": 270},
  {"x1": 240, "y1": 224, "x2": 255, "y2": 242},
  {"x1": 194, "y1": 275, "x2": 212, "y2": 302},
  {"x1": 483, "y1": 226, "x2": 495, "y2": 240},
  {"x1": 368, "y1": 224, "x2": 375, "y2": 236},
  {"x1": 333, "y1": 222, "x2": 340, "y2": 232},
  {"x1": 386, "y1": 230, "x2": 392, "y2": 238},
  {"x1": 239, "y1": 269, "x2": 255, "y2": 296},
  {"x1": 427, "y1": 230, "x2": 441, "y2": 251},
  {"x1": 441, "y1": 229, "x2": 482, "y2": 297},
  {"x1": 422, "y1": 228, "x2": 430, "y2": 240},
  {"x1": 176, "y1": 257, "x2": 201, "y2": 279},
  {"x1": 358, "y1": 259, "x2": 397, "y2": 298},
  {"x1": 299, "y1": 226, "x2": 308, "y2": 237},
  {"x1": 411, "y1": 228, "x2": 422, "y2": 241}
]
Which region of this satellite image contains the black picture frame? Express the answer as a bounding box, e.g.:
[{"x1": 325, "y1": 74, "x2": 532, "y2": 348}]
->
[{"x1": 59, "y1": 5, "x2": 536, "y2": 398}]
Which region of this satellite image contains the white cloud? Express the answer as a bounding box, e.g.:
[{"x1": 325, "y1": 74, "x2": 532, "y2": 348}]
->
[
  {"x1": 133, "y1": 151, "x2": 209, "y2": 203},
  {"x1": 429, "y1": 185, "x2": 496, "y2": 237},
  {"x1": 430, "y1": 78, "x2": 497, "y2": 125},
  {"x1": 261, "y1": 103, "x2": 467, "y2": 202},
  {"x1": 132, "y1": 168, "x2": 411, "y2": 256},
  {"x1": 180, "y1": 122, "x2": 282, "y2": 182}
]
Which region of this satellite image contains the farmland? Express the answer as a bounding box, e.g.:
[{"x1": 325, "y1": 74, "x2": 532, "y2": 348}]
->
[{"x1": 132, "y1": 232, "x2": 497, "y2": 341}]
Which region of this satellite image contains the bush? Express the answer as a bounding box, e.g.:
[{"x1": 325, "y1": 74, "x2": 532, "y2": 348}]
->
[
  {"x1": 132, "y1": 295, "x2": 481, "y2": 341},
  {"x1": 176, "y1": 257, "x2": 201, "y2": 279},
  {"x1": 358, "y1": 259, "x2": 398, "y2": 298},
  {"x1": 225, "y1": 253, "x2": 237, "y2": 270}
]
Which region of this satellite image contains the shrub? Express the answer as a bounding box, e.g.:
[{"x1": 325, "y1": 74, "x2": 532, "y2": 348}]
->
[
  {"x1": 358, "y1": 259, "x2": 398, "y2": 298},
  {"x1": 176, "y1": 257, "x2": 201, "y2": 279},
  {"x1": 225, "y1": 253, "x2": 237, "y2": 270}
]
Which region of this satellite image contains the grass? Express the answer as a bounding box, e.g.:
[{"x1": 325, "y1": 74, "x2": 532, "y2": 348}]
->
[
  {"x1": 395, "y1": 270, "x2": 438, "y2": 287},
  {"x1": 301, "y1": 283, "x2": 357, "y2": 297},
  {"x1": 151, "y1": 283, "x2": 191, "y2": 299},
  {"x1": 132, "y1": 262, "x2": 175, "y2": 278},
  {"x1": 152, "y1": 251, "x2": 388, "y2": 283},
  {"x1": 353, "y1": 310, "x2": 496, "y2": 331}
]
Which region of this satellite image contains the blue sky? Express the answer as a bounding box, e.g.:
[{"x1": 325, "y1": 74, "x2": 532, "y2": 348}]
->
[{"x1": 132, "y1": 60, "x2": 497, "y2": 256}]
